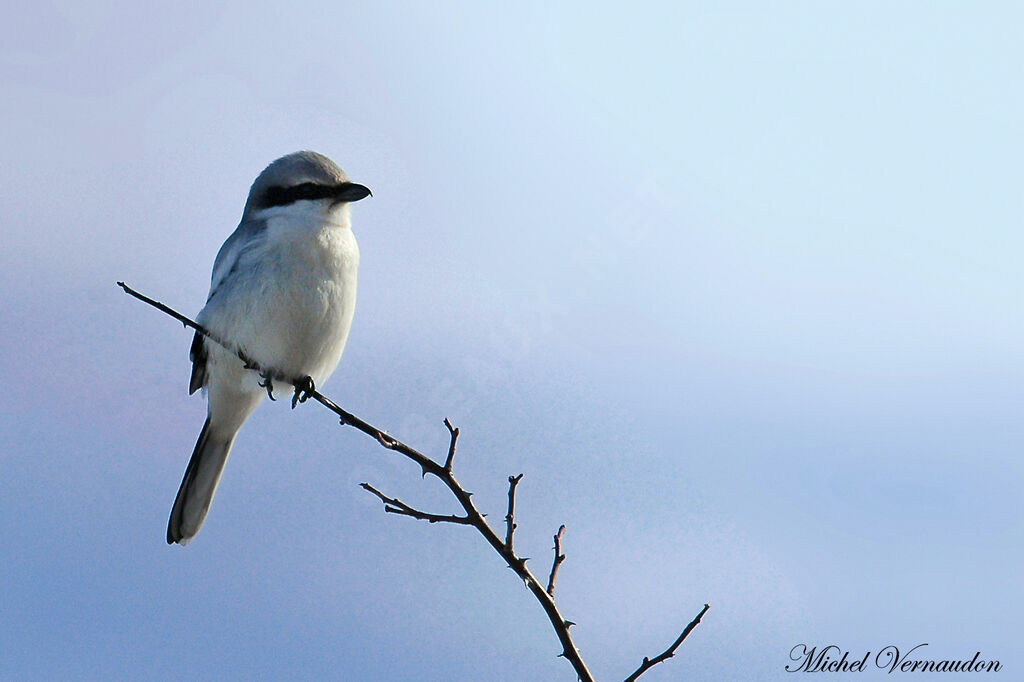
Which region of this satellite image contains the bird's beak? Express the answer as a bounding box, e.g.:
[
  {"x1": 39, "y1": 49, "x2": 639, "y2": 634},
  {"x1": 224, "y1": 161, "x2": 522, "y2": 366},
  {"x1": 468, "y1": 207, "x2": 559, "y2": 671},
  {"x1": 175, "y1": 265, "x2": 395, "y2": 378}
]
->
[{"x1": 332, "y1": 182, "x2": 372, "y2": 204}]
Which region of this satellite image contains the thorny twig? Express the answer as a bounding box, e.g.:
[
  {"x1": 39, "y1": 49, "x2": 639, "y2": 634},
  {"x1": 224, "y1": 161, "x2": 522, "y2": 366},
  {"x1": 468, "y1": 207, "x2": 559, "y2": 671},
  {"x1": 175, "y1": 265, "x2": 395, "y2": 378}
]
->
[
  {"x1": 547, "y1": 524, "x2": 567, "y2": 597},
  {"x1": 504, "y1": 473, "x2": 524, "y2": 551},
  {"x1": 119, "y1": 281, "x2": 708, "y2": 681},
  {"x1": 443, "y1": 417, "x2": 459, "y2": 471},
  {"x1": 623, "y1": 603, "x2": 711, "y2": 682},
  {"x1": 359, "y1": 483, "x2": 473, "y2": 525}
]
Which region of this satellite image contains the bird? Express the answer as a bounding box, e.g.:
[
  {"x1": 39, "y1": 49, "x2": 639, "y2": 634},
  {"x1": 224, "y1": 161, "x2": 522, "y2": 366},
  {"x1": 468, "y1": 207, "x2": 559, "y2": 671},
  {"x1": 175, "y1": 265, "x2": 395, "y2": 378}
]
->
[{"x1": 167, "y1": 151, "x2": 371, "y2": 545}]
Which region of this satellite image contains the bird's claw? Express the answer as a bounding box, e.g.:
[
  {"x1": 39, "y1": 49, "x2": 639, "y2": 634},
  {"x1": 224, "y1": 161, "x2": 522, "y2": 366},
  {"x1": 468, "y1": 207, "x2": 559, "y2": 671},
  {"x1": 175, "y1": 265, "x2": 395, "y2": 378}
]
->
[
  {"x1": 291, "y1": 375, "x2": 315, "y2": 409},
  {"x1": 258, "y1": 374, "x2": 276, "y2": 401}
]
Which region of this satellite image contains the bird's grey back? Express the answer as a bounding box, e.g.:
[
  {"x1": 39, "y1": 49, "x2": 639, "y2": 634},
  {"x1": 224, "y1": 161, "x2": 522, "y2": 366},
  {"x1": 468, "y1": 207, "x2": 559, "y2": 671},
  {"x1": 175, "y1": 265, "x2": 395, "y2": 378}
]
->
[{"x1": 241, "y1": 151, "x2": 349, "y2": 220}]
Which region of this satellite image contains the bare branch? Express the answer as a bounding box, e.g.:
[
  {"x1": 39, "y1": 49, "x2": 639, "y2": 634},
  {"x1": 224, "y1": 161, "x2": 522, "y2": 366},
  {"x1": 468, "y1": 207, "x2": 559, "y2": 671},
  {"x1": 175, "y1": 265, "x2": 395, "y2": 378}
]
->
[
  {"x1": 118, "y1": 281, "x2": 289, "y2": 385},
  {"x1": 546, "y1": 525, "x2": 566, "y2": 597},
  {"x1": 121, "y1": 282, "x2": 709, "y2": 682},
  {"x1": 360, "y1": 483, "x2": 473, "y2": 525},
  {"x1": 443, "y1": 417, "x2": 459, "y2": 471},
  {"x1": 504, "y1": 473, "x2": 524, "y2": 551},
  {"x1": 623, "y1": 603, "x2": 711, "y2": 682},
  {"x1": 118, "y1": 282, "x2": 203, "y2": 333}
]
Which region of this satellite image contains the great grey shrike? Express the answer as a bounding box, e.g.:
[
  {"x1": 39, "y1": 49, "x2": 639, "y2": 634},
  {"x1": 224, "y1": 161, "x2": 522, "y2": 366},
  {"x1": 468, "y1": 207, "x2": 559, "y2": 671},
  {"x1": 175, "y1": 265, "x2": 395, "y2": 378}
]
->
[{"x1": 167, "y1": 151, "x2": 371, "y2": 545}]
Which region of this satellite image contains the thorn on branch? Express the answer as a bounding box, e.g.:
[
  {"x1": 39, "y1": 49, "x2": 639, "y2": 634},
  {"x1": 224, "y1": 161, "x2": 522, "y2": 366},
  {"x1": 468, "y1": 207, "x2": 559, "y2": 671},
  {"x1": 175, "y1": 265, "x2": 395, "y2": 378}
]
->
[
  {"x1": 375, "y1": 431, "x2": 398, "y2": 449},
  {"x1": 547, "y1": 524, "x2": 567, "y2": 597}
]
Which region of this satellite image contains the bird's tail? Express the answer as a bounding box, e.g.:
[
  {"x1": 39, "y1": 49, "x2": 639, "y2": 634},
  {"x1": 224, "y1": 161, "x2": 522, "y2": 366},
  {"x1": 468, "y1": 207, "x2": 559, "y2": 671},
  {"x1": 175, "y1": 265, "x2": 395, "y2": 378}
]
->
[{"x1": 167, "y1": 417, "x2": 236, "y2": 545}]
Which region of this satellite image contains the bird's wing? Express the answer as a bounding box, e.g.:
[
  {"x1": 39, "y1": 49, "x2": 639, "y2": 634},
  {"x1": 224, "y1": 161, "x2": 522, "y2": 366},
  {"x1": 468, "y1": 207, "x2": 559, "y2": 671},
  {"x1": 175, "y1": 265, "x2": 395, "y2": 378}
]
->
[
  {"x1": 189, "y1": 218, "x2": 269, "y2": 394},
  {"x1": 207, "y1": 217, "x2": 269, "y2": 302},
  {"x1": 188, "y1": 329, "x2": 206, "y2": 394}
]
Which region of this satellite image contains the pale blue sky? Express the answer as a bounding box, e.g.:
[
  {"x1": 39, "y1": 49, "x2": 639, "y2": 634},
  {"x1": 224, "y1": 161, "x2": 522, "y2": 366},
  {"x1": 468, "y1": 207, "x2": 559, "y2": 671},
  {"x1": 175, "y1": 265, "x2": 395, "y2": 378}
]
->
[{"x1": 1, "y1": 2, "x2": 1021, "y2": 680}]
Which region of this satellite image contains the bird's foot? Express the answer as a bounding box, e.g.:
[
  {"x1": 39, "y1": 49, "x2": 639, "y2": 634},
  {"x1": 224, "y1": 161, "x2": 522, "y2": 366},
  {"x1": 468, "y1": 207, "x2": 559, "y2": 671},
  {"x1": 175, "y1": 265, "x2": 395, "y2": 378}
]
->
[
  {"x1": 291, "y1": 375, "x2": 315, "y2": 409},
  {"x1": 258, "y1": 373, "x2": 277, "y2": 401}
]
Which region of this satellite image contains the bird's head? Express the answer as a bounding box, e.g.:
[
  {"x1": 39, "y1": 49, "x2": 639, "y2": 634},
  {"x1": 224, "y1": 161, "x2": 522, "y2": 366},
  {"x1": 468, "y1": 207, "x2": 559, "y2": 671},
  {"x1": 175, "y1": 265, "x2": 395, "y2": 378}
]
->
[{"x1": 242, "y1": 150, "x2": 371, "y2": 220}]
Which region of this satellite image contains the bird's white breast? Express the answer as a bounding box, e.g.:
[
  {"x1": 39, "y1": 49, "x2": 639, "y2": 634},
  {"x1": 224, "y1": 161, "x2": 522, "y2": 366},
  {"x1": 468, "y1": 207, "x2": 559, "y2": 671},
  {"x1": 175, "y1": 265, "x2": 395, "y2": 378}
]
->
[{"x1": 205, "y1": 203, "x2": 359, "y2": 392}]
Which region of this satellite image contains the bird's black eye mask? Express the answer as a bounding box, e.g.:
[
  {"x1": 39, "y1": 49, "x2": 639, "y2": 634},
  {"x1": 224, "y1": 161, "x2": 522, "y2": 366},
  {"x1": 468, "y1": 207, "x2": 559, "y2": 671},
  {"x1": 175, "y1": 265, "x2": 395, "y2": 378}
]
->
[{"x1": 259, "y1": 181, "x2": 371, "y2": 208}]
